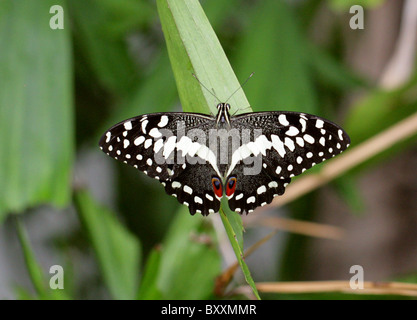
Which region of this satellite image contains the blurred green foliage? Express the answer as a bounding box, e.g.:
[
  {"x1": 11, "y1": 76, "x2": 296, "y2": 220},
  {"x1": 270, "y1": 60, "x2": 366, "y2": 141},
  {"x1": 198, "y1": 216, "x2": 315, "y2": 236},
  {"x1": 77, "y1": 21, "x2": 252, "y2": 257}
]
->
[{"x1": 1, "y1": 0, "x2": 417, "y2": 300}]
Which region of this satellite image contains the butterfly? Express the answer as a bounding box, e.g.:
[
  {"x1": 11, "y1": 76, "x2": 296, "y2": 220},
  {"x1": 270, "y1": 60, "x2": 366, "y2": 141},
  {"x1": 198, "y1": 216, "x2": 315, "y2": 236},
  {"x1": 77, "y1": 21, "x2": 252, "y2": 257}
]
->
[{"x1": 99, "y1": 103, "x2": 350, "y2": 216}]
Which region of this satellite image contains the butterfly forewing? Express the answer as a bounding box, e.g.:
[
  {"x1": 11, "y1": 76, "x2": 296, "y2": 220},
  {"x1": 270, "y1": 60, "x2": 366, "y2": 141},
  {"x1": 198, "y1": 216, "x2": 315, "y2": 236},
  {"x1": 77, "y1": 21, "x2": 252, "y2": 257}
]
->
[
  {"x1": 227, "y1": 158, "x2": 291, "y2": 214},
  {"x1": 99, "y1": 112, "x2": 222, "y2": 215},
  {"x1": 228, "y1": 111, "x2": 350, "y2": 178}
]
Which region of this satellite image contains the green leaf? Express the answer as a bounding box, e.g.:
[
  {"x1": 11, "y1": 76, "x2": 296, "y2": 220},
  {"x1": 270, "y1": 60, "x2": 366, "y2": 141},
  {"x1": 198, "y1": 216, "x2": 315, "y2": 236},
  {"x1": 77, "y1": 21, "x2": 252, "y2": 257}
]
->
[
  {"x1": 136, "y1": 247, "x2": 163, "y2": 300},
  {"x1": 0, "y1": 0, "x2": 74, "y2": 221},
  {"x1": 221, "y1": 198, "x2": 243, "y2": 248},
  {"x1": 16, "y1": 218, "x2": 71, "y2": 300},
  {"x1": 157, "y1": 0, "x2": 250, "y2": 115},
  {"x1": 156, "y1": 0, "x2": 260, "y2": 298},
  {"x1": 156, "y1": 207, "x2": 220, "y2": 299},
  {"x1": 233, "y1": 0, "x2": 317, "y2": 113},
  {"x1": 74, "y1": 190, "x2": 141, "y2": 300},
  {"x1": 16, "y1": 219, "x2": 47, "y2": 297},
  {"x1": 68, "y1": 0, "x2": 148, "y2": 96},
  {"x1": 219, "y1": 208, "x2": 260, "y2": 300}
]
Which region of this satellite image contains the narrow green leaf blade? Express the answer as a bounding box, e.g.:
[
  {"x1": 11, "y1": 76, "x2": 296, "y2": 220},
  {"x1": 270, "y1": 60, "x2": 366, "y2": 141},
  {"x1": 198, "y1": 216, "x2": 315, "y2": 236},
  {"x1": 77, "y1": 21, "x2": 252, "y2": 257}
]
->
[
  {"x1": 15, "y1": 219, "x2": 47, "y2": 297},
  {"x1": 219, "y1": 208, "x2": 261, "y2": 300},
  {"x1": 156, "y1": 0, "x2": 259, "y2": 298},
  {"x1": 74, "y1": 190, "x2": 141, "y2": 300},
  {"x1": 15, "y1": 218, "x2": 71, "y2": 299},
  {"x1": 136, "y1": 247, "x2": 163, "y2": 300},
  {"x1": 157, "y1": 0, "x2": 250, "y2": 115}
]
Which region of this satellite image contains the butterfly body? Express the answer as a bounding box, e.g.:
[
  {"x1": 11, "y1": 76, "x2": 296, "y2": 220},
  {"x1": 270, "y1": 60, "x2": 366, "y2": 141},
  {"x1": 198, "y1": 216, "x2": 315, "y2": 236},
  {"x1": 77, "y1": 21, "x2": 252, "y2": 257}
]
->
[{"x1": 99, "y1": 103, "x2": 350, "y2": 216}]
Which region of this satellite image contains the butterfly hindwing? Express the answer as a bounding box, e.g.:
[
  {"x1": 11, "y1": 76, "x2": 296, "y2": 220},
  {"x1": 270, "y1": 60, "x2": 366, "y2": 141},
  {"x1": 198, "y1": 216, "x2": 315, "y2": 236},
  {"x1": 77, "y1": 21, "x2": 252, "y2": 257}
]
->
[
  {"x1": 227, "y1": 157, "x2": 291, "y2": 214},
  {"x1": 164, "y1": 164, "x2": 221, "y2": 216}
]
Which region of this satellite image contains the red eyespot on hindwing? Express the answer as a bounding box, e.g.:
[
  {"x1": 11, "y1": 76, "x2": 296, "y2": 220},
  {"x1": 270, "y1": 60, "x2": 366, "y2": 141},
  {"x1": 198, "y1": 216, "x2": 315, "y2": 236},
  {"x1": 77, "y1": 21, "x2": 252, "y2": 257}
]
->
[
  {"x1": 226, "y1": 176, "x2": 237, "y2": 197},
  {"x1": 211, "y1": 177, "x2": 223, "y2": 199}
]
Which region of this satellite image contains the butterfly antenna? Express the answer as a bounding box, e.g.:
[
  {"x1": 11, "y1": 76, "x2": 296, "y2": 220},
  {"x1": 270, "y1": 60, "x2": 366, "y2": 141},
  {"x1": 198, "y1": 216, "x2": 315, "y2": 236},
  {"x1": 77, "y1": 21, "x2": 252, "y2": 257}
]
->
[
  {"x1": 192, "y1": 73, "x2": 220, "y2": 103},
  {"x1": 231, "y1": 105, "x2": 252, "y2": 116},
  {"x1": 225, "y1": 72, "x2": 254, "y2": 103}
]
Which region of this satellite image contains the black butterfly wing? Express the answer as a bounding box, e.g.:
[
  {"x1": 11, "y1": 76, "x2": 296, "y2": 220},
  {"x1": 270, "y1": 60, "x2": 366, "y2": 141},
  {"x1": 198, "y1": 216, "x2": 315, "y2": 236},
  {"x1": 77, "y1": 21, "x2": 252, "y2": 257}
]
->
[
  {"x1": 99, "y1": 112, "x2": 221, "y2": 215},
  {"x1": 227, "y1": 111, "x2": 350, "y2": 214},
  {"x1": 164, "y1": 164, "x2": 221, "y2": 216},
  {"x1": 227, "y1": 156, "x2": 291, "y2": 214}
]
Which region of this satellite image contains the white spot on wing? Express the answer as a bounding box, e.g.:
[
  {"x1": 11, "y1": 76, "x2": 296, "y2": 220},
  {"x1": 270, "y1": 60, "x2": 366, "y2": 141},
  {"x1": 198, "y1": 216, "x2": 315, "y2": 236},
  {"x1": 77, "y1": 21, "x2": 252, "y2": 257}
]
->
[
  {"x1": 271, "y1": 135, "x2": 286, "y2": 158},
  {"x1": 246, "y1": 141, "x2": 261, "y2": 156},
  {"x1": 247, "y1": 196, "x2": 256, "y2": 204},
  {"x1": 153, "y1": 139, "x2": 164, "y2": 153},
  {"x1": 172, "y1": 181, "x2": 181, "y2": 189},
  {"x1": 141, "y1": 120, "x2": 149, "y2": 133},
  {"x1": 284, "y1": 137, "x2": 295, "y2": 152},
  {"x1": 296, "y1": 137, "x2": 304, "y2": 147},
  {"x1": 149, "y1": 128, "x2": 162, "y2": 138},
  {"x1": 184, "y1": 185, "x2": 193, "y2": 194},
  {"x1": 158, "y1": 115, "x2": 169, "y2": 128},
  {"x1": 278, "y1": 114, "x2": 289, "y2": 126},
  {"x1": 176, "y1": 136, "x2": 193, "y2": 158},
  {"x1": 134, "y1": 136, "x2": 145, "y2": 146},
  {"x1": 299, "y1": 118, "x2": 307, "y2": 132},
  {"x1": 144, "y1": 139, "x2": 152, "y2": 149},
  {"x1": 268, "y1": 181, "x2": 278, "y2": 188},
  {"x1": 163, "y1": 136, "x2": 177, "y2": 158},
  {"x1": 195, "y1": 144, "x2": 221, "y2": 177},
  {"x1": 316, "y1": 119, "x2": 324, "y2": 128},
  {"x1": 124, "y1": 121, "x2": 132, "y2": 130},
  {"x1": 338, "y1": 129, "x2": 344, "y2": 140},
  {"x1": 286, "y1": 126, "x2": 299, "y2": 136},
  {"x1": 257, "y1": 186, "x2": 266, "y2": 194},
  {"x1": 304, "y1": 134, "x2": 315, "y2": 144},
  {"x1": 235, "y1": 193, "x2": 244, "y2": 200}
]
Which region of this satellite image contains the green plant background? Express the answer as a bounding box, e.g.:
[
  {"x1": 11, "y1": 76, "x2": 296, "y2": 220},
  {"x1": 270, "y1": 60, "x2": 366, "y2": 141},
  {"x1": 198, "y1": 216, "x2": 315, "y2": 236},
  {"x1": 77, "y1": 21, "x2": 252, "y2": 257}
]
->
[{"x1": 1, "y1": 0, "x2": 417, "y2": 300}]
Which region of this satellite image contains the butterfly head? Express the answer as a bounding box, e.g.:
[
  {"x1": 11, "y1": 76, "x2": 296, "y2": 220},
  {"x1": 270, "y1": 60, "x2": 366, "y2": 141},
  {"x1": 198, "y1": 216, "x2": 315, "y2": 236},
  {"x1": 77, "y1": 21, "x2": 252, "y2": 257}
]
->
[{"x1": 216, "y1": 103, "x2": 231, "y2": 125}]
